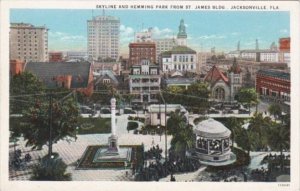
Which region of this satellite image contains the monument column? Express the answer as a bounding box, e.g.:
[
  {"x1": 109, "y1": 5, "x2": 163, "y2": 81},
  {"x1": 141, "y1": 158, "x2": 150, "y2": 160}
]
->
[
  {"x1": 111, "y1": 97, "x2": 116, "y2": 136},
  {"x1": 108, "y1": 97, "x2": 119, "y2": 153}
]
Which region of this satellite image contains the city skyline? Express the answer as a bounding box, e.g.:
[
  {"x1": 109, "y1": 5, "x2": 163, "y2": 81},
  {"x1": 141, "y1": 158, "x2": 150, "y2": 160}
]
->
[{"x1": 10, "y1": 9, "x2": 290, "y2": 55}]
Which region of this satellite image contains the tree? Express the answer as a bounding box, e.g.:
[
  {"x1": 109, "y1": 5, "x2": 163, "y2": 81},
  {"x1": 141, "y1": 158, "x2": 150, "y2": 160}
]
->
[
  {"x1": 167, "y1": 109, "x2": 188, "y2": 135},
  {"x1": 167, "y1": 110, "x2": 194, "y2": 160},
  {"x1": 267, "y1": 123, "x2": 290, "y2": 171},
  {"x1": 31, "y1": 155, "x2": 71, "y2": 181},
  {"x1": 20, "y1": 92, "x2": 80, "y2": 152},
  {"x1": 223, "y1": 117, "x2": 243, "y2": 148},
  {"x1": 89, "y1": 83, "x2": 118, "y2": 105},
  {"x1": 235, "y1": 128, "x2": 253, "y2": 155},
  {"x1": 10, "y1": 71, "x2": 45, "y2": 114},
  {"x1": 185, "y1": 82, "x2": 210, "y2": 113},
  {"x1": 248, "y1": 113, "x2": 272, "y2": 151},
  {"x1": 170, "y1": 122, "x2": 194, "y2": 160},
  {"x1": 268, "y1": 103, "x2": 282, "y2": 120},
  {"x1": 235, "y1": 88, "x2": 258, "y2": 113}
]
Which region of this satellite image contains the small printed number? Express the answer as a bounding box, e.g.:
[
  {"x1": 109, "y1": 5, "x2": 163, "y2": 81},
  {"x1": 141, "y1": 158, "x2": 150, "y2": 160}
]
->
[{"x1": 278, "y1": 184, "x2": 290, "y2": 187}]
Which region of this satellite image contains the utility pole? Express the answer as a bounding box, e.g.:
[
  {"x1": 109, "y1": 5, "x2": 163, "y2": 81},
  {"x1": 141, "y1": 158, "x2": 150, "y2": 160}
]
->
[
  {"x1": 159, "y1": 92, "x2": 167, "y2": 164},
  {"x1": 48, "y1": 92, "x2": 53, "y2": 159}
]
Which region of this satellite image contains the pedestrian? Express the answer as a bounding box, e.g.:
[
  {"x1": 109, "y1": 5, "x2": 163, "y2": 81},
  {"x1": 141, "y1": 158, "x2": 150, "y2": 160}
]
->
[{"x1": 170, "y1": 174, "x2": 176, "y2": 182}]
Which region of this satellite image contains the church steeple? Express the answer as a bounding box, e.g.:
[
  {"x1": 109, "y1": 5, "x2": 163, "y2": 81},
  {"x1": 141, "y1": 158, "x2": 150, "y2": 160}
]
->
[
  {"x1": 177, "y1": 19, "x2": 187, "y2": 46},
  {"x1": 177, "y1": 19, "x2": 187, "y2": 38}
]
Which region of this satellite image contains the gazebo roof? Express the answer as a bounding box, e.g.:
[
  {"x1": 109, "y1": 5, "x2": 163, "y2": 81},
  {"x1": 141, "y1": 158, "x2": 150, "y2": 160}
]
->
[{"x1": 194, "y1": 118, "x2": 231, "y2": 138}]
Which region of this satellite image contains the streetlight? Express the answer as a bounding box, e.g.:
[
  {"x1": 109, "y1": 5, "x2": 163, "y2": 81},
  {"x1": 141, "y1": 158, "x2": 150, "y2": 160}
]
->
[
  {"x1": 159, "y1": 92, "x2": 167, "y2": 164},
  {"x1": 157, "y1": 125, "x2": 161, "y2": 141}
]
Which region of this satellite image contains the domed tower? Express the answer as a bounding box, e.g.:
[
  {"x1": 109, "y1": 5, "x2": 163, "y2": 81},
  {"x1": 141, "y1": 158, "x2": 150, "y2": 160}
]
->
[{"x1": 177, "y1": 19, "x2": 187, "y2": 46}]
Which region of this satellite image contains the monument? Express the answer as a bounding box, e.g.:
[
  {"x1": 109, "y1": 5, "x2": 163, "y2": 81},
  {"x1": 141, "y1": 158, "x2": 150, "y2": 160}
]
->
[
  {"x1": 107, "y1": 97, "x2": 119, "y2": 154},
  {"x1": 92, "y1": 98, "x2": 132, "y2": 164},
  {"x1": 77, "y1": 97, "x2": 142, "y2": 169}
]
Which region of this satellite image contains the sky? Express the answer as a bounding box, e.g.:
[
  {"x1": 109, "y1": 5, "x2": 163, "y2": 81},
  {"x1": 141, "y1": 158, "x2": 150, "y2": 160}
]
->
[{"x1": 10, "y1": 9, "x2": 290, "y2": 55}]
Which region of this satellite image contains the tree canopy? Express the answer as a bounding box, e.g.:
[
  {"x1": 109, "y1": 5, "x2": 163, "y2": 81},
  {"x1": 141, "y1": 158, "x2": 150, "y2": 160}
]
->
[
  {"x1": 235, "y1": 88, "x2": 258, "y2": 105},
  {"x1": 162, "y1": 82, "x2": 210, "y2": 113},
  {"x1": 20, "y1": 92, "x2": 80, "y2": 150},
  {"x1": 10, "y1": 71, "x2": 46, "y2": 114}
]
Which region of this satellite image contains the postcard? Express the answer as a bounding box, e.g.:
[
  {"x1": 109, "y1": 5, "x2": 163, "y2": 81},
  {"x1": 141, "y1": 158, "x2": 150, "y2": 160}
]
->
[{"x1": 0, "y1": 0, "x2": 299, "y2": 191}]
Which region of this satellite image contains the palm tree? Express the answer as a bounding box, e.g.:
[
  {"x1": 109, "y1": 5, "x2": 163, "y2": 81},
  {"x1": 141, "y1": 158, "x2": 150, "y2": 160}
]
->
[
  {"x1": 170, "y1": 122, "x2": 194, "y2": 159},
  {"x1": 268, "y1": 103, "x2": 282, "y2": 121},
  {"x1": 248, "y1": 113, "x2": 271, "y2": 151},
  {"x1": 224, "y1": 117, "x2": 243, "y2": 149},
  {"x1": 167, "y1": 109, "x2": 188, "y2": 135},
  {"x1": 268, "y1": 123, "x2": 290, "y2": 171}
]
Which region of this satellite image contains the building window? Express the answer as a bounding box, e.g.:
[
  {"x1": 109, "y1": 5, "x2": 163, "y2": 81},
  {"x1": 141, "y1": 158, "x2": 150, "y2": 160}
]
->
[{"x1": 103, "y1": 79, "x2": 111, "y2": 84}]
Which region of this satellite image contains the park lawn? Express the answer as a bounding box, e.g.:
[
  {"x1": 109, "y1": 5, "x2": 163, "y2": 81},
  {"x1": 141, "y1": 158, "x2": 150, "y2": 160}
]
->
[{"x1": 77, "y1": 117, "x2": 111, "y2": 134}]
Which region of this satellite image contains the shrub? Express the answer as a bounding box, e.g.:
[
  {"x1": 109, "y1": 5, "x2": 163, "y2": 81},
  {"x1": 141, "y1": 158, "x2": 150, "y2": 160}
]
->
[
  {"x1": 127, "y1": 121, "x2": 139, "y2": 131},
  {"x1": 31, "y1": 154, "x2": 71, "y2": 181}
]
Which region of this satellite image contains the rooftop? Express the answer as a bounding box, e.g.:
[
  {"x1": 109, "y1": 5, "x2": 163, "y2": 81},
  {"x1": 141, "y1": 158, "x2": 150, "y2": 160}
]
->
[
  {"x1": 147, "y1": 104, "x2": 187, "y2": 113},
  {"x1": 161, "y1": 46, "x2": 196, "y2": 56},
  {"x1": 257, "y1": 69, "x2": 290, "y2": 81},
  {"x1": 204, "y1": 65, "x2": 229, "y2": 85},
  {"x1": 165, "y1": 78, "x2": 196, "y2": 85},
  {"x1": 25, "y1": 61, "x2": 91, "y2": 88},
  {"x1": 194, "y1": 118, "x2": 231, "y2": 138}
]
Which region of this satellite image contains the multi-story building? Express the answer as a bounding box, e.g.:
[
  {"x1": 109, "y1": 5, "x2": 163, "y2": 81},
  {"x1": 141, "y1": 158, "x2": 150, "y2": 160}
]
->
[
  {"x1": 135, "y1": 28, "x2": 153, "y2": 43},
  {"x1": 256, "y1": 69, "x2": 290, "y2": 102},
  {"x1": 66, "y1": 51, "x2": 88, "y2": 61},
  {"x1": 278, "y1": 37, "x2": 290, "y2": 68},
  {"x1": 129, "y1": 59, "x2": 161, "y2": 103},
  {"x1": 9, "y1": 23, "x2": 48, "y2": 62},
  {"x1": 227, "y1": 40, "x2": 279, "y2": 62},
  {"x1": 128, "y1": 42, "x2": 156, "y2": 66},
  {"x1": 214, "y1": 58, "x2": 288, "y2": 87},
  {"x1": 154, "y1": 38, "x2": 177, "y2": 64},
  {"x1": 49, "y1": 52, "x2": 64, "y2": 62},
  {"x1": 87, "y1": 15, "x2": 120, "y2": 61},
  {"x1": 92, "y1": 60, "x2": 121, "y2": 75},
  {"x1": 161, "y1": 46, "x2": 197, "y2": 73}
]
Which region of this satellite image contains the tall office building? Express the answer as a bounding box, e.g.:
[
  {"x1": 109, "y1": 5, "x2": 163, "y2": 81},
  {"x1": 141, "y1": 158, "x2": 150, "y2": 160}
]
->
[
  {"x1": 154, "y1": 38, "x2": 177, "y2": 63},
  {"x1": 9, "y1": 23, "x2": 48, "y2": 62},
  {"x1": 87, "y1": 15, "x2": 120, "y2": 61}
]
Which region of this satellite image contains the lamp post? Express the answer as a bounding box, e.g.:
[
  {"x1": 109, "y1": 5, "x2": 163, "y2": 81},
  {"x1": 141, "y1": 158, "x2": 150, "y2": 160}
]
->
[
  {"x1": 157, "y1": 125, "x2": 161, "y2": 141},
  {"x1": 159, "y1": 92, "x2": 167, "y2": 164},
  {"x1": 48, "y1": 92, "x2": 53, "y2": 159}
]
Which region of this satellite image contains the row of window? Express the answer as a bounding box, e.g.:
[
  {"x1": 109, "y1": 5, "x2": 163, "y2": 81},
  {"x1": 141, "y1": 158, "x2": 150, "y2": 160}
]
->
[
  {"x1": 166, "y1": 64, "x2": 194, "y2": 70},
  {"x1": 173, "y1": 55, "x2": 194, "y2": 62},
  {"x1": 259, "y1": 80, "x2": 290, "y2": 90}
]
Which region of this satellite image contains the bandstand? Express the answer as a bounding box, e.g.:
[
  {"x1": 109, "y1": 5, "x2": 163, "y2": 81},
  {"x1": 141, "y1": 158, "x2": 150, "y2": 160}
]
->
[{"x1": 193, "y1": 118, "x2": 236, "y2": 166}]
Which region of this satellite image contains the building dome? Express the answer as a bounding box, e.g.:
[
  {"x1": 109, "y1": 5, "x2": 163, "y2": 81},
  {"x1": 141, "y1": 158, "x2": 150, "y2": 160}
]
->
[{"x1": 194, "y1": 118, "x2": 231, "y2": 138}]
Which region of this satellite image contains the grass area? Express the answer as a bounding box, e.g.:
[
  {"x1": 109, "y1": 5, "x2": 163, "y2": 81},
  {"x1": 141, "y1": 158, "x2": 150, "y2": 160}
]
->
[
  {"x1": 127, "y1": 121, "x2": 139, "y2": 131},
  {"x1": 77, "y1": 145, "x2": 144, "y2": 169},
  {"x1": 77, "y1": 117, "x2": 111, "y2": 134}
]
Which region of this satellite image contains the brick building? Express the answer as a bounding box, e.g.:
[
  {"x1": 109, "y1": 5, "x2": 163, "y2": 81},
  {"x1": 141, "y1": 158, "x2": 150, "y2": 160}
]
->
[
  {"x1": 24, "y1": 61, "x2": 94, "y2": 96},
  {"x1": 49, "y1": 52, "x2": 64, "y2": 62},
  {"x1": 278, "y1": 37, "x2": 291, "y2": 67},
  {"x1": 256, "y1": 69, "x2": 290, "y2": 102},
  {"x1": 10, "y1": 59, "x2": 25, "y2": 76},
  {"x1": 128, "y1": 42, "x2": 156, "y2": 67}
]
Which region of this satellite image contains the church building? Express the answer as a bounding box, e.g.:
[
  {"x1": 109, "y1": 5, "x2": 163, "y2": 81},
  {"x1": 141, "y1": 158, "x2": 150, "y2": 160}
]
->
[{"x1": 204, "y1": 58, "x2": 242, "y2": 102}]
